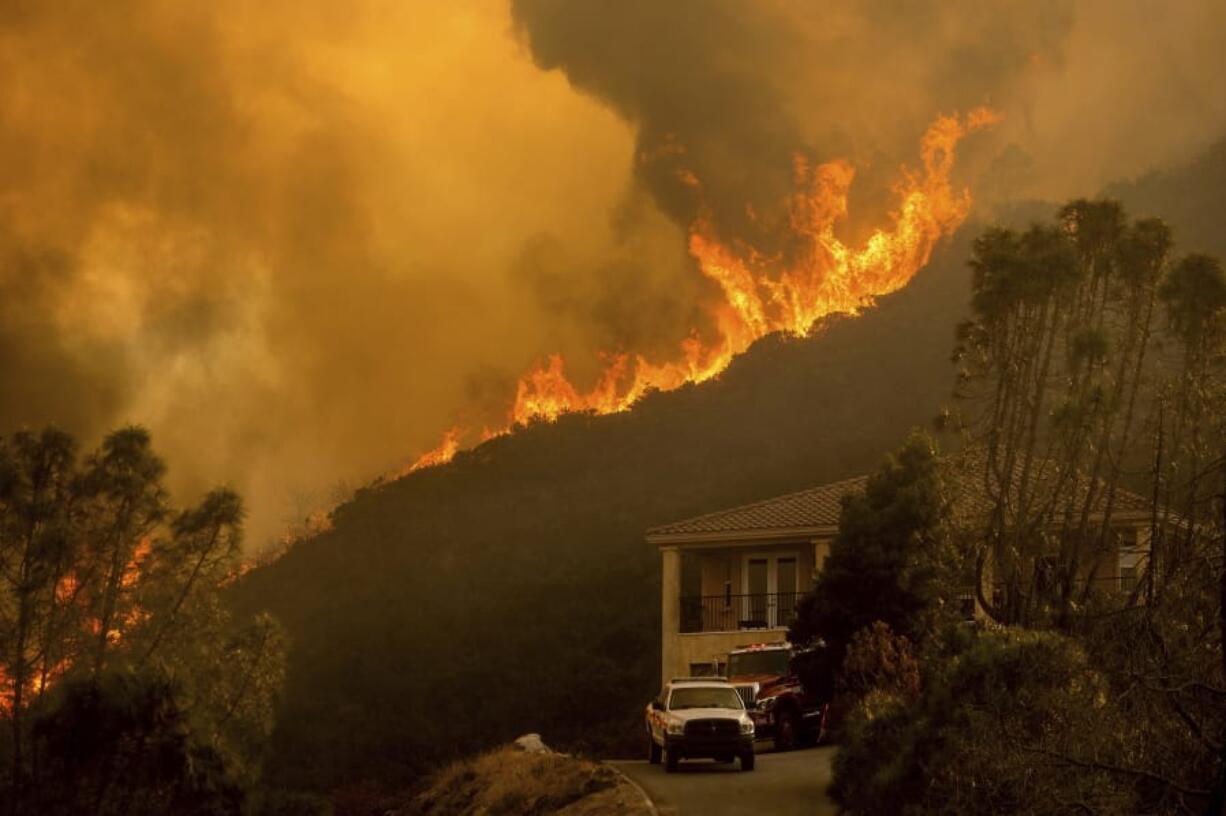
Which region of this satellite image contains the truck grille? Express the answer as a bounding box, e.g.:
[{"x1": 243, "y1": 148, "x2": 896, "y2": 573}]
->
[
  {"x1": 684, "y1": 719, "x2": 740, "y2": 738},
  {"x1": 734, "y1": 684, "x2": 758, "y2": 708}
]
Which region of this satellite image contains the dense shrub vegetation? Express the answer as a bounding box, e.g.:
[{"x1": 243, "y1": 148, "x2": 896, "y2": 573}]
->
[{"x1": 834, "y1": 627, "x2": 1124, "y2": 815}]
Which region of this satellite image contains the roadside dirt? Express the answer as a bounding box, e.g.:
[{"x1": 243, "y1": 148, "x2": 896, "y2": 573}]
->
[{"x1": 403, "y1": 744, "x2": 652, "y2": 816}]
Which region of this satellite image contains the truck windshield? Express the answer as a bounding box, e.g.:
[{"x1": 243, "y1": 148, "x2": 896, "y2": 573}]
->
[
  {"x1": 669, "y1": 687, "x2": 744, "y2": 711},
  {"x1": 728, "y1": 650, "x2": 790, "y2": 677}
]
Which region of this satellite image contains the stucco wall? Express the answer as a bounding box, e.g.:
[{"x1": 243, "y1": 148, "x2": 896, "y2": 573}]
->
[
  {"x1": 694, "y1": 540, "x2": 825, "y2": 597},
  {"x1": 662, "y1": 628, "x2": 790, "y2": 683}
]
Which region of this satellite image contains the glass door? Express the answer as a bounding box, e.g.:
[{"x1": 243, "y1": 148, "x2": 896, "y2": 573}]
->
[{"x1": 742, "y1": 553, "x2": 800, "y2": 628}]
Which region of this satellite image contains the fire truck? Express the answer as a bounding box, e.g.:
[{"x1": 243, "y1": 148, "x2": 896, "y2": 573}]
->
[{"x1": 726, "y1": 641, "x2": 832, "y2": 751}]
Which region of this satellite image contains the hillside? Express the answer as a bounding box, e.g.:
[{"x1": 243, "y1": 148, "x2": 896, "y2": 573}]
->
[
  {"x1": 230, "y1": 139, "x2": 1226, "y2": 794},
  {"x1": 231, "y1": 232, "x2": 974, "y2": 791},
  {"x1": 1105, "y1": 139, "x2": 1226, "y2": 253}
]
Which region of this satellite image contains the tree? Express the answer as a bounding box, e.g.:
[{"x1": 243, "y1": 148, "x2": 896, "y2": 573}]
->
[
  {"x1": 947, "y1": 200, "x2": 1225, "y2": 627},
  {"x1": 0, "y1": 425, "x2": 286, "y2": 813},
  {"x1": 934, "y1": 200, "x2": 1226, "y2": 811},
  {"x1": 0, "y1": 427, "x2": 78, "y2": 804},
  {"x1": 29, "y1": 669, "x2": 243, "y2": 816},
  {"x1": 789, "y1": 431, "x2": 952, "y2": 664},
  {"x1": 77, "y1": 427, "x2": 168, "y2": 678},
  {"x1": 1154, "y1": 254, "x2": 1226, "y2": 593}
]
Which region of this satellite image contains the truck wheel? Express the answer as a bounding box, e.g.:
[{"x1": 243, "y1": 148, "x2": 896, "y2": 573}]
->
[
  {"x1": 664, "y1": 747, "x2": 679, "y2": 773},
  {"x1": 740, "y1": 751, "x2": 755, "y2": 771},
  {"x1": 774, "y1": 708, "x2": 800, "y2": 752},
  {"x1": 648, "y1": 736, "x2": 661, "y2": 765}
]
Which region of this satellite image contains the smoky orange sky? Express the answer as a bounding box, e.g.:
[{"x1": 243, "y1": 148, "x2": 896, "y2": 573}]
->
[{"x1": 2, "y1": 0, "x2": 1224, "y2": 548}]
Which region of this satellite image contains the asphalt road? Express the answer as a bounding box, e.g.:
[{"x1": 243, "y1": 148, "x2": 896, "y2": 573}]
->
[{"x1": 610, "y1": 745, "x2": 838, "y2": 816}]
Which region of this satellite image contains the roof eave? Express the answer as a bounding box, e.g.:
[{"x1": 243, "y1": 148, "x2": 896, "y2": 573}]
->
[
  {"x1": 646, "y1": 525, "x2": 839, "y2": 547},
  {"x1": 646, "y1": 510, "x2": 1158, "y2": 548}
]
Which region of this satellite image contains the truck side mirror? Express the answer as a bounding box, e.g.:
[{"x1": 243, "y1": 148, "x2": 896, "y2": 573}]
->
[{"x1": 650, "y1": 700, "x2": 664, "y2": 711}]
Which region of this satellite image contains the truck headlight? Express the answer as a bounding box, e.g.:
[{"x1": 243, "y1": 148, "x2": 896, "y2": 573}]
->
[
  {"x1": 740, "y1": 718, "x2": 755, "y2": 735},
  {"x1": 666, "y1": 721, "x2": 684, "y2": 736}
]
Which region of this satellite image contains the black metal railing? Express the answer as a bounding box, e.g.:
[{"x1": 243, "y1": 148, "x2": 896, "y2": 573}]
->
[{"x1": 680, "y1": 592, "x2": 802, "y2": 633}]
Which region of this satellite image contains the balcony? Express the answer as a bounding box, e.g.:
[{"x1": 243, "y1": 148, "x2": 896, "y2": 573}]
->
[{"x1": 680, "y1": 591, "x2": 802, "y2": 633}]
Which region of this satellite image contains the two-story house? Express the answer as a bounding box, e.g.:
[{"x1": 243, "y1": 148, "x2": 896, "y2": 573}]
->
[
  {"x1": 647, "y1": 469, "x2": 1154, "y2": 684},
  {"x1": 647, "y1": 477, "x2": 865, "y2": 684}
]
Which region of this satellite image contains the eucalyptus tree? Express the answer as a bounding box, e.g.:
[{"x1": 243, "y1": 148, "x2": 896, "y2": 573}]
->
[
  {"x1": 944, "y1": 202, "x2": 1226, "y2": 809},
  {"x1": 953, "y1": 217, "x2": 1086, "y2": 624},
  {"x1": 1154, "y1": 255, "x2": 1226, "y2": 585},
  {"x1": 0, "y1": 427, "x2": 79, "y2": 803},
  {"x1": 76, "y1": 426, "x2": 168, "y2": 676},
  {"x1": 949, "y1": 200, "x2": 1225, "y2": 627}
]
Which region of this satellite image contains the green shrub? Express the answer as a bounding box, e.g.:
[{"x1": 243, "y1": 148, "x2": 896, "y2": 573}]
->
[{"x1": 832, "y1": 626, "x2": 1136, "y2": 815}]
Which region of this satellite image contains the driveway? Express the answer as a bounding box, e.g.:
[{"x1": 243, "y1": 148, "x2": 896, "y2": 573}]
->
[{"x1": 609, "y1": 745, "x2": 838, "y2": 816}]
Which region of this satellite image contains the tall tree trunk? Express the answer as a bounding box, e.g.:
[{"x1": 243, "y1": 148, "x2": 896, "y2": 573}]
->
[{"x1": 1205, "y1": 458, "x2": 1226, "y2": 816}]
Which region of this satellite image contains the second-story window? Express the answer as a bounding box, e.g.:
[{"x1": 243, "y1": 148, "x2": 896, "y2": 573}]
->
[{"x1": 1116, "y1": 527, "x2": 1144, "y2": 592}]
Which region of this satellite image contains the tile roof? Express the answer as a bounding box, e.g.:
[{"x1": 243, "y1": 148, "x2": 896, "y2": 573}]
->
[
  {"x1": 646, "y1": 451, "x2": 1154, "y2": 544},
  {"x1": 944, "y1": 449, "x2": 1154, "y2": 521},
  {"x1": 645, "y1": 475, "x2": 867, "y2": 541}
]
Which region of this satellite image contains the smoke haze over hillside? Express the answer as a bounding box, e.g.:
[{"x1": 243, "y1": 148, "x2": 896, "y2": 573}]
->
[{"x1": 2, "y1": 0, "x2": 1224, "y2": 546}]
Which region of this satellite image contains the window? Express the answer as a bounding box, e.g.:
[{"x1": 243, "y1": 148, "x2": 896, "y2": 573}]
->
[
  {"x1": 957, "y1": 594, "x2": 976, "y2": 621},
  {"x1": 742, "y1": 553, "x2": 800, "y2": 629},
  {"x1": 668, "y1": 686, "x2": 744, "y2": 711},
  {"x1": 1117, "y1": 527, "x2": 1146, "y2": 593}
]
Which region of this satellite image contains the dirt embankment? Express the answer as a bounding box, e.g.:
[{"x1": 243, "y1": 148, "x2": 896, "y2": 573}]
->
[{"x1": 399, "y1": 739, "x2": 652, "y2": 816}]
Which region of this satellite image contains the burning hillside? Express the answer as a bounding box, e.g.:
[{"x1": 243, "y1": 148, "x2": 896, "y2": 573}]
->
[{"x1": 406, "y1": 108, "x2": 999, "y2": 472}]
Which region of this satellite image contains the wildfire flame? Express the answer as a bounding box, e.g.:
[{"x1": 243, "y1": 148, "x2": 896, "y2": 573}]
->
[
  {"x1": 0, "y1": 538, "x2": 154, "y2": 714},
  {"x1": 401, "y1": 108, "x2": 999, "y2": 472},
  {"x1": 406, "y1": 426, "x2": 462, "y2": 472}
]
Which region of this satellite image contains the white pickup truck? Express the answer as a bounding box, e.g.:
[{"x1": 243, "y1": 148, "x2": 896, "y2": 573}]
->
[{"x1": 645, "y1": 678, "x2": 755, "y2": 772}]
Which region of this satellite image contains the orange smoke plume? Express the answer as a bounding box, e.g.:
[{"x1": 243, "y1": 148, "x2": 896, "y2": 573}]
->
[{"x1": 405, "y1": 108, "x2": 998, "y2": 473}]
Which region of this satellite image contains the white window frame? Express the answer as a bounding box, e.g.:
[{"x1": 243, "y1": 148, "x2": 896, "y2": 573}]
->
[
  {"x1": 1116, "y1": 526, "x2": 1148, "y2": 592},
  {"x1": 741, "y1": 552, "x2": 800, "y2": 628}
]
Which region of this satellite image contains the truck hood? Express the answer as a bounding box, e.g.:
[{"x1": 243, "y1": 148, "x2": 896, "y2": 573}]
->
[{"x1": 669, "y1": 708, "x2": 749, "y2": 723}]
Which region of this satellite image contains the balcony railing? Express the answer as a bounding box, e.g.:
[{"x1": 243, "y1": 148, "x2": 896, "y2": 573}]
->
[{"x1": 680, "y1": 592, "x2": 802, "y2": 633}]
